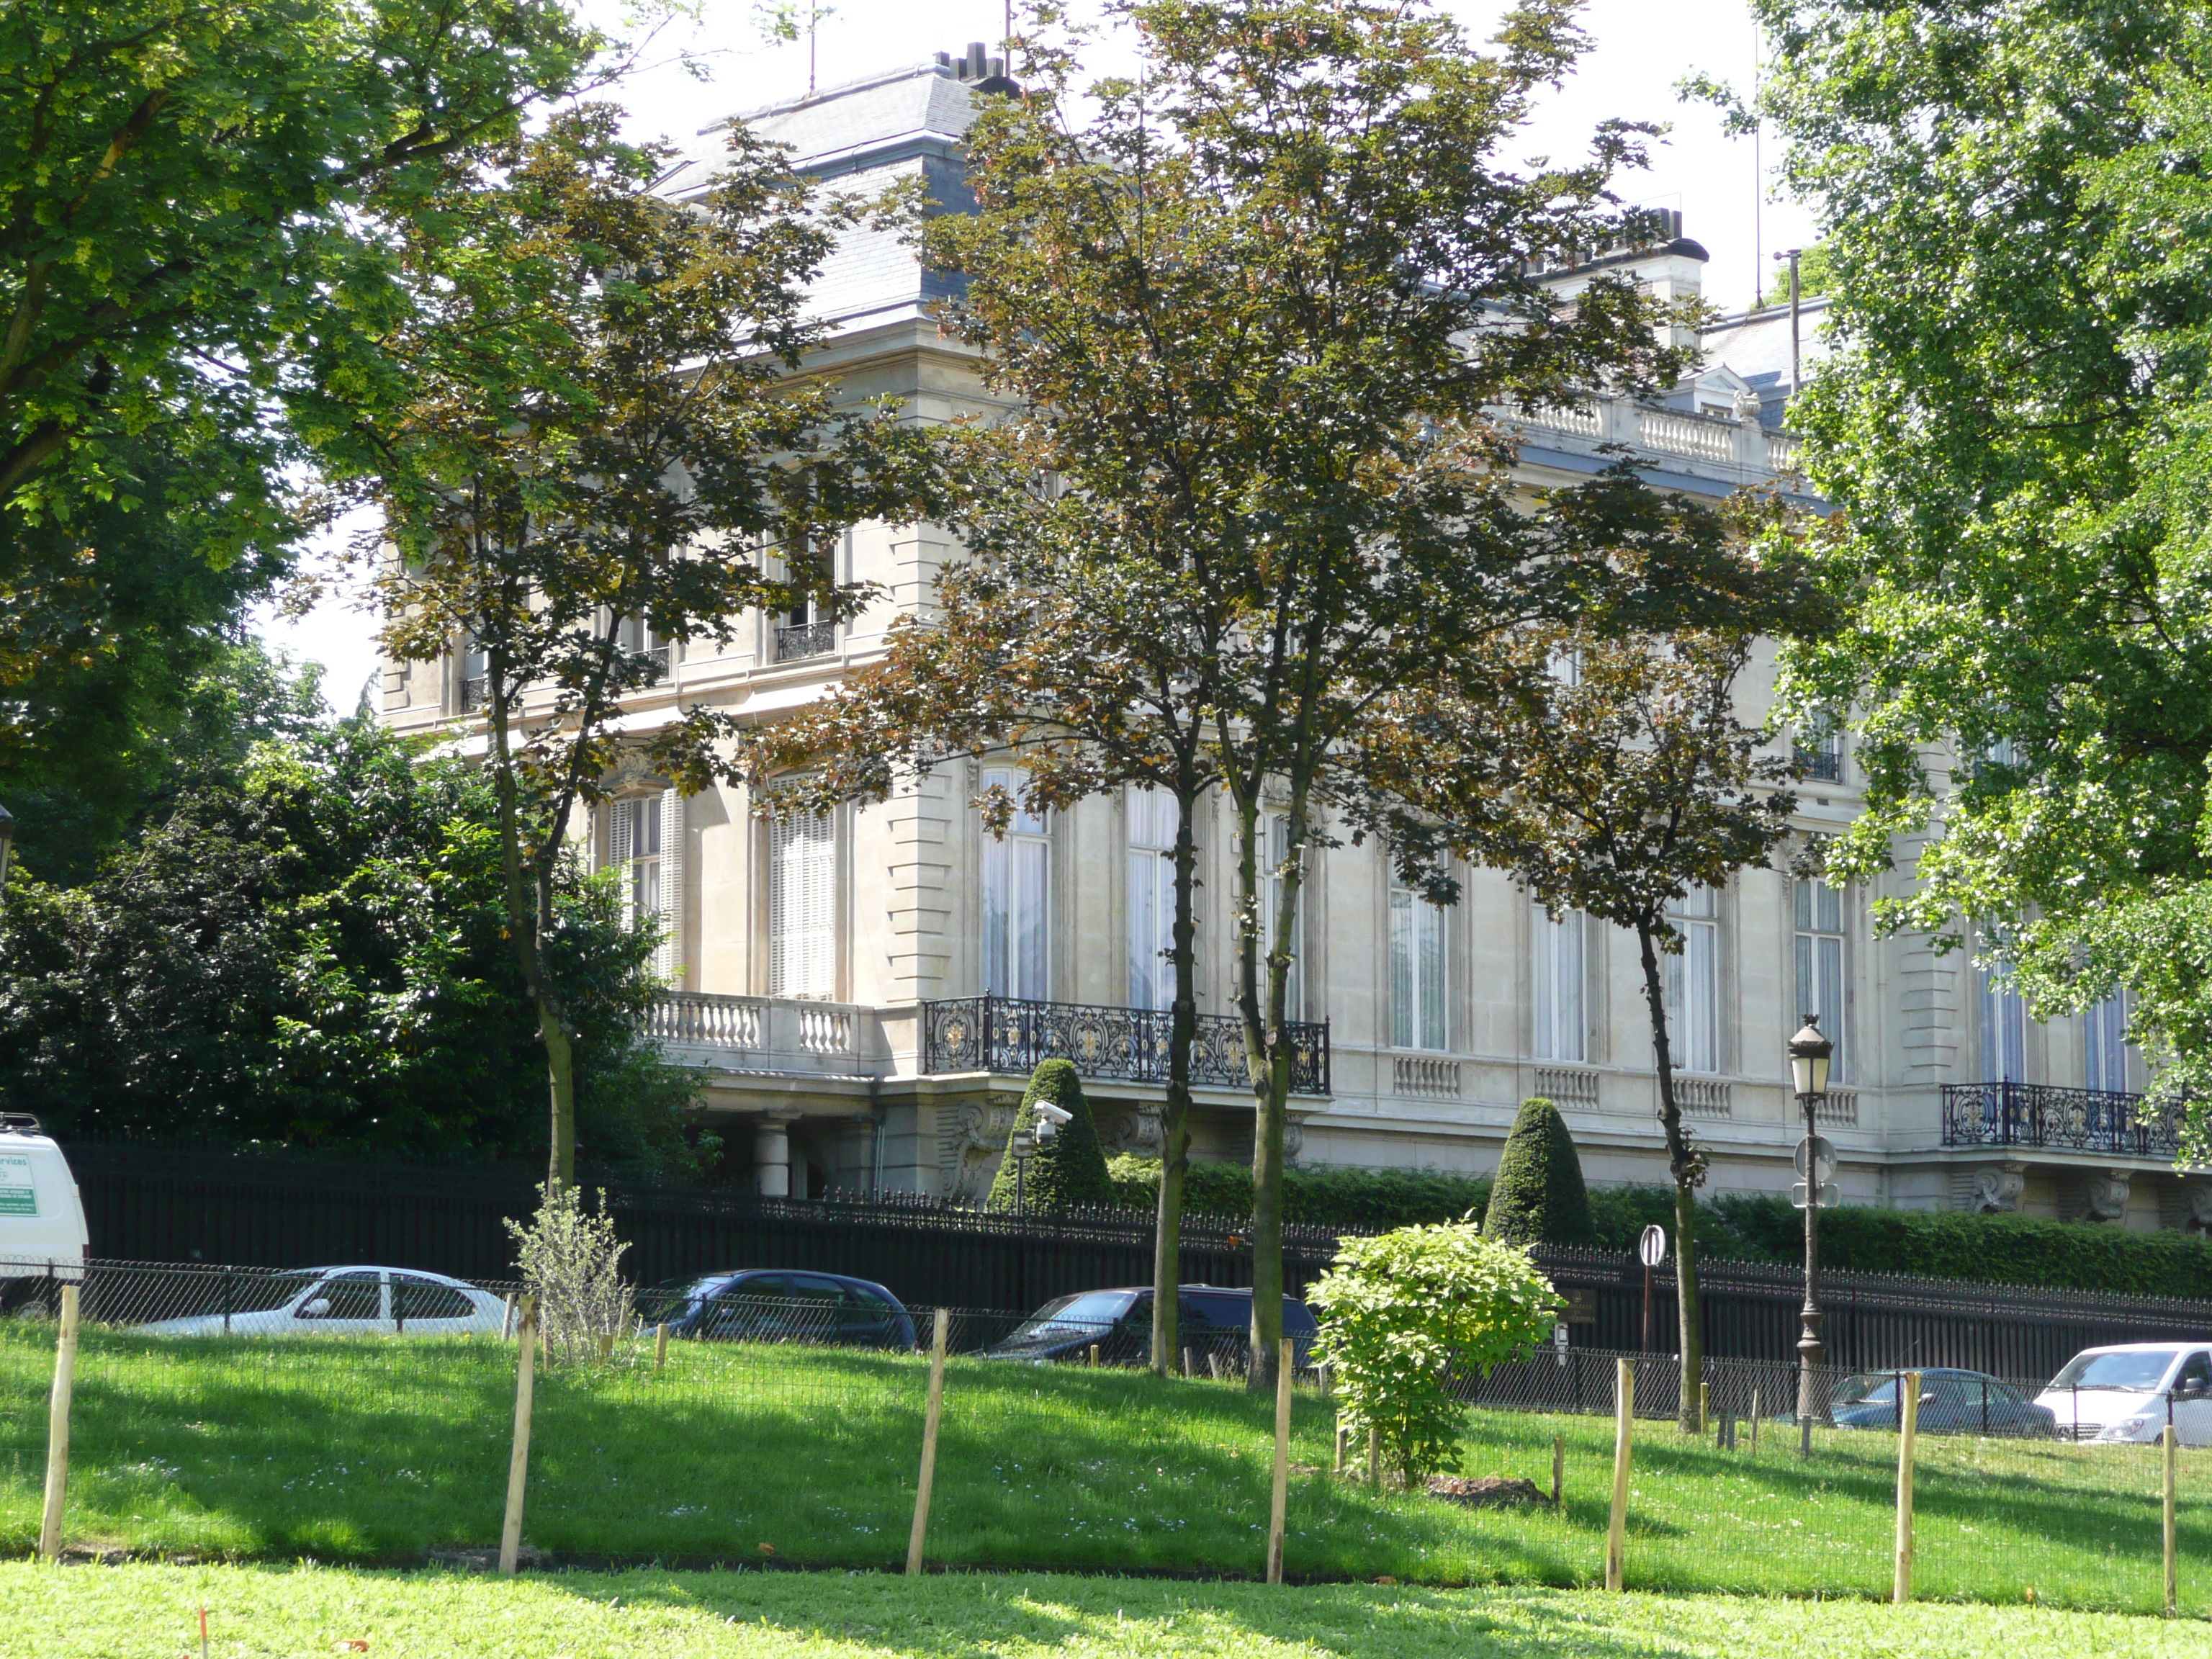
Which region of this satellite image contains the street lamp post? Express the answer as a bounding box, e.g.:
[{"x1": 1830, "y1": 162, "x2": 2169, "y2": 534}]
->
[{"x1": 1787, "y1": 1015, "x2": 1835, "y2": 1456}]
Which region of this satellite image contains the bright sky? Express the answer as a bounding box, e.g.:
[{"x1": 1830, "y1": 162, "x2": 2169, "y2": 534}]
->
[{"x1": 256, "y1": 0, "x2": 1817, "y2": 708}]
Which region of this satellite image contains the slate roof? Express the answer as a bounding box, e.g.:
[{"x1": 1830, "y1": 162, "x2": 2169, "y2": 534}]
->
[{"x1": 660, "y1": 59, "x2": 987, "y2": 335}]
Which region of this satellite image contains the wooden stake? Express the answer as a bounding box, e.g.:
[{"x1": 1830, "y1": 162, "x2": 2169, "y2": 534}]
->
[
  {"x1": 906, "y1": 1308, "x2": 949, "y2": 1575},
  {"x1": 37, "y1": 1283, "x2": 80, "y2": 1561},
  {"x1": 2165, "y1": 1422, "x2": 2179, "y2": 1619},
  {"x1": 1605, "y1": 1357, "x2": 1634, "y2": 1593},
  {"x1": 655, "y1": 1321, "x2": 669, "y2": 1370},
  {"x1": 500, "y1": 1293, "x2": 516, "y2": 1340},
  {"x1": 1089, "y1": 1343, "x2": 1100, "y2": 1368},
  {"x1": 1334, "y1": 1415, "x2": 1347, "y2": 1476},
  {"x1": 1893, "y1": 1370, "x2": 1920, "y2": 1605},
  {"x1": 1699, "y1": 1380, "x2": 1709, "y2": 1433},
  {"x1": 596, "y1": 1331, "x2": 613, "y2": 1362},
  {"x1": 1750, "y1": 1389, "x2": 1760, "y2": 1456},
  {"x1": 1552, "y1": 1435, "x2": 1565, "y2": 1509},
  {"x1": 1366, "y1": 1424, "x2": 1379, "y2": 1488},
  {"x1": 1182, "y1": 1347, "x2": 1192, "y2": 1378},
  {"x1": 499, "y1": 1295, "x2": 538, "y2": 1577},
  {"x1": 1267, "y1": 1337, "x2": 1292, "y2": 1584}
]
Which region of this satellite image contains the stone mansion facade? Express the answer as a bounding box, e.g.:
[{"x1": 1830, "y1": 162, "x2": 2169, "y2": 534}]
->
[{"x1": 377, "y1": 45, "x2": 2208, "y2": 1233}]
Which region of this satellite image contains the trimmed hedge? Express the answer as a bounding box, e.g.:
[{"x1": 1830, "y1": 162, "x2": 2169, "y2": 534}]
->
[
  {"x1": 1482, "y1": 1097, "x2": 1595, "y2": 1246},
  {"x1": 1105, "y1": 1155, "x2": 1491, "y2": 1229},
  {"x1": 987, "y1": 1061, "x2": 1114, "y2": 1213},
  {"x1": 1107, "y1": 1154, "x2": 2212, "y2": 1299}
]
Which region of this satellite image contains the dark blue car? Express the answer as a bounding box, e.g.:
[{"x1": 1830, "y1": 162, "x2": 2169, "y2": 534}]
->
[
  {"x1": 980, "y1": 1284, "x2": 1318, "y2": 1371},
  {"x1": 642, "y1": 1269, "x2": 916, "y2": 1350},
  {"x1": 1831, "y1": 1367, "x2": 2056, "y2": 1437}
]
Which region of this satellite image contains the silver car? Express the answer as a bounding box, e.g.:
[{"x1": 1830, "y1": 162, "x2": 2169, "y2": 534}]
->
[{"x1": 136, "y1": 1266, "x2": 506, "y2": 1337}]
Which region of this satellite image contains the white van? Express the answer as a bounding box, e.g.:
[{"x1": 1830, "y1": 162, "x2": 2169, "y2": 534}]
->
[
  {"x1": 0, "y1": 1116, "x2": 87, "y2": 1284},
  {"x1": 2035, "y1": 1342, "x2": 2212, "y2": 1445}
]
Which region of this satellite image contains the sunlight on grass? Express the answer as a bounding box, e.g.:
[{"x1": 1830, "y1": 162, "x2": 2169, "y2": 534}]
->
[{"x1": 0, "y1": 1326, "x2": 2204, "y2": 1614}]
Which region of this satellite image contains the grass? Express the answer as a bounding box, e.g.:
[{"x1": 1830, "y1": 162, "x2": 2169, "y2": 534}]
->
[
  {"x1": 0, "y1": 1326, "x2": 2206, "y2": 1617},
  {"x1": 4, "y1": 1563, "x2": 2208, "y2": 1659}
]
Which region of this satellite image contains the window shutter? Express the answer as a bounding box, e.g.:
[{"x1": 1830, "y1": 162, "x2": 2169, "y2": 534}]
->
[
  {"x1": 656, "y1": 788, "x2": 683, "y2": 982},
  {"x1": 609, "y1": 799, "x2": 634, "y2": 873},
  {"x1": 771, "y1": 808, "x2": 835, "y2": 999}
]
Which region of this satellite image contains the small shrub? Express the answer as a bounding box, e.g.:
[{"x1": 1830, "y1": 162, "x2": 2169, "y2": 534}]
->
[
  {"x1": 1106, "y1": 1154, "x2": 1493, "y2": 1228},
  {"x1": 1483, "y1": 1097, "x2": 1595, "y2": 1246},
  {"x1": 987, "y1": 1059, "x2": 1114, "y2": 1212},
  {"x1": 1308, "y1": 1223, "x2": 1562, "y2": 1485},
  {"x1": 505, "y1": 1182, "x2": 634, "y2": 1365}
]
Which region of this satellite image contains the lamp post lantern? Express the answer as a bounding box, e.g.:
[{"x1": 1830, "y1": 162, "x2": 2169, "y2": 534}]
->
[{"x1": 1786, "y1": 1015, "x2": 1835, "y2": 1455}]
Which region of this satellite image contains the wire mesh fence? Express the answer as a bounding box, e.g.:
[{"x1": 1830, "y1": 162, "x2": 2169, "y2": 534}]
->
[{"x1": 2, "y1": 1256, "x2": 2208, "y2": 1613}]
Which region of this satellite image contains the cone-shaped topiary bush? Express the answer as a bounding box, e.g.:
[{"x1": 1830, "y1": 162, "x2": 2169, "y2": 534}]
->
[
  {"x1": 1483, "y1": 1096, "x2": 1596, "y2": 1246},
  {"x1": 986, "y1": 1058, "x2": 1115, "y2": 1212}
]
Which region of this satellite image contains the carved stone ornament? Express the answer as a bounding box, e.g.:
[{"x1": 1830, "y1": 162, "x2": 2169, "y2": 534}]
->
[
  {"x1": 1282, "y1": 1117, "x2": 1305, "y2": 1169},
  {"x1": 1099, "y1": 1105, "x2": 1164, "y2": 1158},
  {"x1": 1733, "y1": 387, "x2": 1764, "y2": 424},
  {"x1": 1969, "y1": 1161, "x2": 2026, "y2": 1214},
  {"x1": 944, "y1": 1093, "x2": 1020, "y2": 1205},
  {"x1": 2188, "y1": 1182, "x2": 2212, "y2": 1233},
  {"x1": 604, "y1": 746, "x2": 668, "y2": 796},
  {"x1": 2084, "y1": 1167, "x2": 2133, "y2": 1223}
]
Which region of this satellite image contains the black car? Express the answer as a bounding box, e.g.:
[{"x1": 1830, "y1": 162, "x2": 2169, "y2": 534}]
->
[
  {"x1": 1831, "y1": 1367, "x2": 2057, "y2": 1437},
  {"x1": 980, "y1": 1284, "x2": 1318, "y2": 1370},
  {"x1": 641, "y1": 1269, "x2": 917, "y2": 1350}
]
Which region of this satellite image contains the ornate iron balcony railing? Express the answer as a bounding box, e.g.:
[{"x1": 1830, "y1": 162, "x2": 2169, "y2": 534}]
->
[
  {"x1": 922, "y1": 995, "x2": 1329, "y2": 1096},
  {"x1": 1794, "y1": 745, "x2": 1843, "y2": 783},
  {"x1": 1941, "y1": 1081, "x2": 2184, "y2": 1159},
  {"x1": 775, "y1": 619, "x2": 836, "y2": 662}
]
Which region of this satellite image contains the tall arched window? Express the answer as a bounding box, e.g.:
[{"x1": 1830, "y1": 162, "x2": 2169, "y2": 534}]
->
[
  {"x1": 1127, "y1": 786, "x2": 1175, "y2": 1011},
  {"x1": 981, "y1": 768, "x2": 1049, "y2": 1000}
]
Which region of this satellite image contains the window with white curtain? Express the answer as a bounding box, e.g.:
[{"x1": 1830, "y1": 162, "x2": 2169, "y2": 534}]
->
[
  {"x1": 1980, "y1": 962, "x2": 2027, "y2": 1084},
  {"x1": 1532, "y1": 906, "x2": 1585, "y2": 1062},
  {"x1": 1261, "y1": 812, "x2": 1303, "y2": 1021},
  {"x1": 2085, "y1": 993, "x2": 2128, "y2": 1094},
  {"x1": 981, "y1": 768, "x2": 1049, "y2": 1000},
  {"x1": 1665, "y1": 884, "x2": 1720, "y2": 1074},
  {"x1": 1127, "y1": 786, "x2": 1177, "y2": 1011},
  {"x1": 1793, "y1": 878, "x2": 1847, "y2": 1082},
  {"x1": 610, "y1": 791, "x2": 683, "y2": 981},
  {"x1": 1390, "y1": 863, "x2": 1446, "y2": 1051},
  {"x1": 769, "y1": 807, "x2": 835, "y2": 999}
]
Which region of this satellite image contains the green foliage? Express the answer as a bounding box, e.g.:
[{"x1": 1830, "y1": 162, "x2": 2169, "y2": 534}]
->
[
  {"x1": 0, "y1": 717, "x2": 704, "y2": 1177},
  {"x1": 1748, "y1": 0, "x2": 2212, "y2": 1145},
  {"x1": 1758, "y1": 241, "x2": 1835, "y2": 307},
  {"x1": 1106, "y1": 1154, "x2": 1493, "y2": 1229},
  {"x1": 988, "y1": 1061, "x2": 1113, "y2": 1213},
  {"x1": 1308, "y1": 1224, "x2": 1562, "y2": 1483},
  {"x1": 1481, "y1": 1099, "x2": 1595, "y2": 1247}
]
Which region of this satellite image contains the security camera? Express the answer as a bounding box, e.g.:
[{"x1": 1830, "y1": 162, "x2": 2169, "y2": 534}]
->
[{"x1": 1032, "y1": 1100, "x2": 1074, "y2": 1141}]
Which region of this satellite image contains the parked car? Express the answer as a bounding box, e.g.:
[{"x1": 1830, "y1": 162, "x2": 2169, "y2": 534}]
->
[
  {"x1": 1830, "y1": 1368, "x2": 2056, "y2": 1437},
  {"x1": 136, "y1": 1266, "x2": 505, "y2": 1337},
  {"x1": 979, "y1": 1284, "x2": 1318, "y2": 1370},
  {"x1": 2036, "y1": 1343, "x2": 2212, "y2": 1444},
  {"x1": 642, "y1": 1269, "x2": 916, "y2": 1350},
  {"x1": 0, "y1": 1115, "x2": 86, "y2": 1294}
]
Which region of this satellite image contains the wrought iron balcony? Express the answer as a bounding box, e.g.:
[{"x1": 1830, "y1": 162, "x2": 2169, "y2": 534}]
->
[
  {"x1": 1794, "y1": 744, "x2": 1843, "y2": 783},
  {"x1": 775, "y1": 619, "x2": 836, "y2": 662},
  {"x1": 922, "y1": 995, "x2": 1330, "y2": 1096},
  {"x1": 457, "y1": 674, "x2": 489, "y2": 714},
  {"x1": 1941, "y1": 1082, "x2": 2184, "y2": 1159}
]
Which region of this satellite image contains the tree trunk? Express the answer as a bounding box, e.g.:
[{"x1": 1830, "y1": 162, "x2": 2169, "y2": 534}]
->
[
  {"x1": 540, "y1": 1002, "x2": 578, "y2": 1190},
  {"x1": 1634, "y1": 918, "x2": 1703, "y2": 1433},
  {"x1": 1150, "y1": 781, "x2": 1202, "y2": 1377},
  {"x1": 1238, "y1": 786, "x2": 1305, "y2": 1395}
]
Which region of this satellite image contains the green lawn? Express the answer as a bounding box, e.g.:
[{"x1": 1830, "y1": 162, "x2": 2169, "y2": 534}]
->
[
  {"x1": 1, "y1": 1327, "x2": 2205, "y2": 1616},
  {"x1": 3, "y1": 1564, "x2": 2205, "y2": 1659}
]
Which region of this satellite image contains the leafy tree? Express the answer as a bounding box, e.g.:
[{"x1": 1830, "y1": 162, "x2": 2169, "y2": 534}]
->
[
  {"x1": 0, "y1": 718, "x2": 701, "y2": 1173},
  {"x1": 0, "y1": 0, "x2": 600, "y2": 522},
  {"x1": 739, "y1": 436, "x2": 1226, "y2": 1376},
  {"x1": 1483, "y1": 1097, "x2": 1595, "y2": 1247},
  {"x1": 360, "y1": 109, "x2": 950, "y2": 1190},
  {"x1": 1758, "y1": 241, "x2": 1834, "y2": 307},
  {"x1": 1734, "y1": 1, "x2": 2212, "y2": 1156},
  {"x1": 1370, "y1": 589, "x2": 1821, "y2": 1430},
  {"x1": 1308, "y1": 1223, "x2": 1561, "y2": 1485},
  {"x1": 914, "y1": 0, "x2": 1696, "y2": 1393},
  {"x1": 986, "y1": 1059, "x2": 1113, "y2": 1213}
]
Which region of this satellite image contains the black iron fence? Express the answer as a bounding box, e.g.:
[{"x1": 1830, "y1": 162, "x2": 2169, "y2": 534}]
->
[
  {"x1": 56, "y1": 1141, "x2": 2212, "y2": 1379},
  {"x1": 1941, "y1": 1080, "x2": 2185, "y2": 1157},
  {"x1": 921, "y1": 994, "x2": 1330, "y2": 1094}
]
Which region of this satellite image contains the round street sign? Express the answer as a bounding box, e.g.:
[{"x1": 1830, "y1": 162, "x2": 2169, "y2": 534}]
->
[
  {"x1": 1638, "y1": 1223, "x2": 1668, "y2": 1267},
  {"x1": 1793, "y1": 1135, "x2": 1838, "y2": 1182}
]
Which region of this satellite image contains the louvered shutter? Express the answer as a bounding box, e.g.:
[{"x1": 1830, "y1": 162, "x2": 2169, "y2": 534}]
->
[
  {"x1": 656, "y1": 788, "x2": 683, "y2": 982},
  {"x1": 609, "y1": 798, "x2": 634, "y2": 877},
  {"x1": 771, "y1": 809, "x2": 835, "y2": 999}
]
